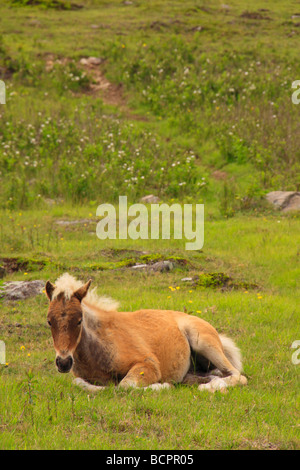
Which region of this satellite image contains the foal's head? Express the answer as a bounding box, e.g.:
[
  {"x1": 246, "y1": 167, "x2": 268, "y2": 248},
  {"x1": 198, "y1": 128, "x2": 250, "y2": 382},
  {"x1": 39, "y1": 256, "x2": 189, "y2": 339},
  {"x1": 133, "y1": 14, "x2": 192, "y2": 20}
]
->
[{"x1": 45, "y1": 279, "x2": 92, "y2": 373}]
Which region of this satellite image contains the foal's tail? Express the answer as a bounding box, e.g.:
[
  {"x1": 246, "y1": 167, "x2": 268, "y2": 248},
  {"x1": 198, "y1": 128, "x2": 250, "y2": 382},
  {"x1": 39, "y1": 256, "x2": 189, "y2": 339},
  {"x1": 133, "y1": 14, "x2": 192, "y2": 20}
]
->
[{"x1": 219, "y1": 334, "x2": 243, "y2": 372}]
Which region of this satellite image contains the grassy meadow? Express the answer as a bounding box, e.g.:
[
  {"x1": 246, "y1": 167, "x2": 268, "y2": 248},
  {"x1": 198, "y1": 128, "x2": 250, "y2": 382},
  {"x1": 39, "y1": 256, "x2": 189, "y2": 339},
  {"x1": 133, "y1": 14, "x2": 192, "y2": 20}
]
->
[{"x1": 0, "y1": 0, "x2": 299, "y2": 450}]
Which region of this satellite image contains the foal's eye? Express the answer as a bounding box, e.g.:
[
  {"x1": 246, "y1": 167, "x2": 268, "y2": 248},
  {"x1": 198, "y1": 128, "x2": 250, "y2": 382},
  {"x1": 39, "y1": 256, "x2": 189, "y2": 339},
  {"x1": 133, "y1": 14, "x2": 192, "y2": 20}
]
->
[
  {"x1": 47, "y1": 320, "x2": 52, "y2": 326},
  {"x1": 77, "y1": 319, "x2": 82, "y2": 326}
]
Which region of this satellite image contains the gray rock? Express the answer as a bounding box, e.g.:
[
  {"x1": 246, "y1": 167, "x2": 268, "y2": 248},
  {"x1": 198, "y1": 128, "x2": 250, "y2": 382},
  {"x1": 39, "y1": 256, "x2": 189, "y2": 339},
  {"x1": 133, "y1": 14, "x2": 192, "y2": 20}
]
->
[
  {"x1": 266, "y1": 191, "x2": 300, "y2": 212},
  {"x1": 43, "y1": 198, "x2": 56, "y2": 206},
  {"x1": 0, "y1": 280, "x2": 45, "y2": 301},
  {"x1": 151, "y1": 261, "x2": 173, "y2": 272},
  {"x1": 80, "y1": 57, "x2": 103, "y2": 66},
  {"x1": 55, "y1": 219, "x2": 93, "y2": 226},
  {"x1": 140, "y1": 195, "x2": 160, "y2": 204},
  {"x1": 130, "y1": 264, "x2": 149, "y2": 270},
  {"x1": 130, "y1": 260, "x2": 173, "y2": 272}
]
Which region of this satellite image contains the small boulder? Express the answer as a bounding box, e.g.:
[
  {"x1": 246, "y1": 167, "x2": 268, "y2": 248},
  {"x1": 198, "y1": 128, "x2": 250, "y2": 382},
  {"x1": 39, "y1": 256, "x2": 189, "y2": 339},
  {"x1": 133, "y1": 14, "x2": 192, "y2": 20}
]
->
[
  {"x1": 130, "y1": 261, "x2": 173, "y2": 272},
  {"x1": 266, "y1": 191, "x2": 300, "y2": 212},
  {"x1": 140, "y1": 195, "x2": 160, "y2": 204},
  {"x1": 150, "y1": 261, "x2": 173, "y2": 272},
  {"x1": 0, "y1": 280, "x2": 45, "y2": 301},
  {"x1": 79, "y1": 57, "x2": 103, "y2": 66},
  {"x1": 130, "y1": 264, "x2": 148, "y2": 270},
  {"x1": 55, "y1": 219, "x2": 92, "y2": 226}
]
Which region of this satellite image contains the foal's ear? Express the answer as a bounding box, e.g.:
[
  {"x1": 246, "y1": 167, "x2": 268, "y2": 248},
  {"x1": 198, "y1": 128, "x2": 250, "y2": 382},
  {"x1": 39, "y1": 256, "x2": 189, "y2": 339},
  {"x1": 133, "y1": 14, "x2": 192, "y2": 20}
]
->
[
  {"x1": 45, "y1": 281, "x2": 55, "y2": 301},
  {"x1": 73, "y1": 279, "x2": 92, "y2": 302}
]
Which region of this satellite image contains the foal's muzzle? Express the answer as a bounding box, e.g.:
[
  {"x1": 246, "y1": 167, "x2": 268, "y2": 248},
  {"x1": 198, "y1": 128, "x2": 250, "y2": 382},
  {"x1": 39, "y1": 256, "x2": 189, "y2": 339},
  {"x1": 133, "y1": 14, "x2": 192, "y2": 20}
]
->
[{"x1": 56, "y1": 355, "x2": 73, "y2": 373}]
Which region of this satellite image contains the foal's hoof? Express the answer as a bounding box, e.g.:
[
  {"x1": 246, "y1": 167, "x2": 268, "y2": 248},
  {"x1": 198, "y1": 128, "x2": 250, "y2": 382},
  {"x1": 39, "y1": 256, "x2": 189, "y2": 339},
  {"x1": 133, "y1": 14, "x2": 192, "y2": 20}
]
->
[
  {"x1": 73, "y1": 377, "x2": 87, "y2": 388},
  {"x1": 239, "y1": 375, "x2": 248, "y2": 385},
  {"x1": 198, "y1": 374, "x2": 248, "y2": 393},
  {"x1": 146, "y1": 382, "x2": 173, "y2": 390},
  {"x1": 73, "y1": 377, "x2": 106, "y2": 392},
  {"x1": 198, "y1": 378, "x2": 227, "y2": 393}
]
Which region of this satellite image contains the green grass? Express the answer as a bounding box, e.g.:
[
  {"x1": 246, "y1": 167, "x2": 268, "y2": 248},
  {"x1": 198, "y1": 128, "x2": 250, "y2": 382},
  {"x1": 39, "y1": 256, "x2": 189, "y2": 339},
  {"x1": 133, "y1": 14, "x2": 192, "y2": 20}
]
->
[
  {"x1": 0, "y1": 0, "x2": 299, "y2": 450},
  {"x1": 0, "y1": 0, "x2": 300, "y2": 209},
  {"x1": 0, "y1": 207, "x2": 299, "y2": 449}
]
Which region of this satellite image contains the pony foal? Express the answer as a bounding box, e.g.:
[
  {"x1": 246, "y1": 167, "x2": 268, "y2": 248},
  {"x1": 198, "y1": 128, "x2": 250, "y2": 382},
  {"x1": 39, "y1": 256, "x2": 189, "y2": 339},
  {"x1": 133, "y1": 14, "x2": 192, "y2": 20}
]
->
[{"x1": 45, "y1": 273, "x2": 247, "y2": 393}]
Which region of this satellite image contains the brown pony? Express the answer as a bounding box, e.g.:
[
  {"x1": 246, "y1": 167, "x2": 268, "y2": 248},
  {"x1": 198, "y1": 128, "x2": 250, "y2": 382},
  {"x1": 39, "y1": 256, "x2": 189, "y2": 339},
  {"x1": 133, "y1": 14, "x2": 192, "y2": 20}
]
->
[{"x1": 45, "y1": 273, "x2": 247, "y2": 393}]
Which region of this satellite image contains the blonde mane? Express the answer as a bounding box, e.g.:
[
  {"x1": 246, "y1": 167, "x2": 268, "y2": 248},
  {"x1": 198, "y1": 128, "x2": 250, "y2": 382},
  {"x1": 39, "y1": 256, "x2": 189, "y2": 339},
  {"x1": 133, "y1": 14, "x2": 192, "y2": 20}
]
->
[{"x1": 52, "y1": 273, "x2": 119, "y2": 312}]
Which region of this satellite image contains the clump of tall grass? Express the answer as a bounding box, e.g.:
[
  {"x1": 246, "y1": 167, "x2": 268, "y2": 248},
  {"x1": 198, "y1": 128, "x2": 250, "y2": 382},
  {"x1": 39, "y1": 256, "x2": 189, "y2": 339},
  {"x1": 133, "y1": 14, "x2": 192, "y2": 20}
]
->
[
  {"x1": 11, "y1": 0, "x2": 79, "y2": 10},
  {"x1": 103, "y1": 37, "x2": 300, "y2": 189},
  {"x1": 0, "y1": 103, "x2": 208, "y2": 208}
]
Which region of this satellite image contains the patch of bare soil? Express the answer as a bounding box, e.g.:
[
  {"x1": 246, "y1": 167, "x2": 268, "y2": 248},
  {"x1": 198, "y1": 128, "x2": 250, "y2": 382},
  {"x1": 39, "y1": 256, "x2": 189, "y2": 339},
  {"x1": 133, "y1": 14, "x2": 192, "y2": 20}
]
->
[
  {"x1": 45, "y1": 54, "x2": 148, "y2": 121},
  {"x1": 0, "y1": 64, "x2": 14, "y2": 80},
  {"x1": 78, "y1": 57, "x2": 148, "y2": 121},
  {"x1": 22, "y1": 0, "x2": 83, "y2": 10},
  {"x1": 211, "y1": 170, "x2": 228, "y2": 180},
  {"x1": 45, "y1": 54, "x2": 69, "y2": 72},
  {"x1": 240, "y1": 11, "x2": 272, "y2": 20},
  {"x1": 83, "y1": 62, "x2": 125, "y2": 106},
  {"x1": 0, "y1": 257, "x2": 46, "y2": 274}
]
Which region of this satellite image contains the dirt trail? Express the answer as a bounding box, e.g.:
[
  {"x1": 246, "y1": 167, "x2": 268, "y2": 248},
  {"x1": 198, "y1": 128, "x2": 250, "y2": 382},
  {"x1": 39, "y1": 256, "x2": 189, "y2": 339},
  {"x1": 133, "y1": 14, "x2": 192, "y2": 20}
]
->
[
  {"x1": 79, "y1": 57, "x2": 127, "y2": 107},
  {"x1": 45, "y1": 54, "x2": 147, "y2": 121}
]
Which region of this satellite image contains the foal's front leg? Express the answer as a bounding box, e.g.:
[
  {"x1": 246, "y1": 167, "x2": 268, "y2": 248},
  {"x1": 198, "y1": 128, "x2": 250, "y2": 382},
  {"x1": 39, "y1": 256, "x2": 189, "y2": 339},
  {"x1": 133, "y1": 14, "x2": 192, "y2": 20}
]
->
[
  {"x1": 119, "y1": 361, "x2": 172, "y2": 390},
  {"x1": 73, "y1": 360, "x2": 172, "y2": 392},
  {"x1": 73, "y1": 377, "x2": 107, "y2": 392}
]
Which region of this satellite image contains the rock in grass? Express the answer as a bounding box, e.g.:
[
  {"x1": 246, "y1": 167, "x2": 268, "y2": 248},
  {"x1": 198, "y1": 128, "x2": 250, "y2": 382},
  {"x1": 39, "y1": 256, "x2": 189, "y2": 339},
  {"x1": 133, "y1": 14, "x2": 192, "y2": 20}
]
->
[
  {"x1": 151, "y1": 261, "x2": 173, "y2": 272},
  {"x1": 55, "y1": 219, "x2": 93, "y2": 226},
  {"x1": 80, "y1": 57, "x2": 104, "y2": 66},
  {"x1": 140, "y1": 195, "x2": 160, "y2": 204},
  {"x1": 130, "y1": 264, "x2": 149, "y2": 270},
  {"x1": 266, "y1": 191, "x2": 300, "y2": 212},
  {"x1": 130, "y1": 261, "x2": 173, "y2": 272},
  {"x1": 0, "y1": 266, "x2": 5, "y2": 279},
  {"x1": 0, "y1": 280, "x2": 45, "y2": 301}
]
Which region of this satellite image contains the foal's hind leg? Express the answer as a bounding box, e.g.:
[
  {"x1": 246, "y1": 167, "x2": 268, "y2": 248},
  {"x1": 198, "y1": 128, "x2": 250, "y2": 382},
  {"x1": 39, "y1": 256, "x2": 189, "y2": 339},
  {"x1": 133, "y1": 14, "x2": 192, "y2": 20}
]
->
[{"x1": 184, "y1": 320, "x2": 247, "y2": 392}]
